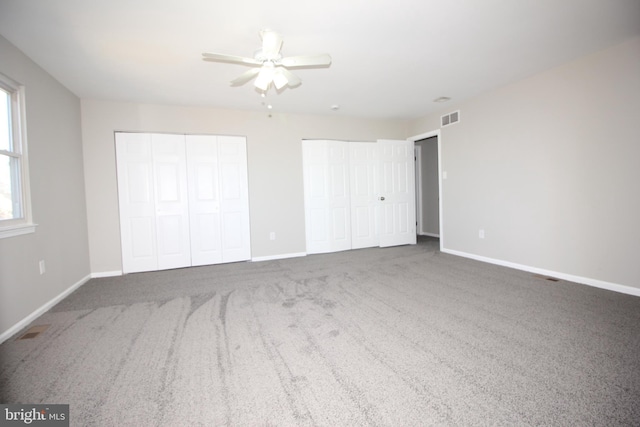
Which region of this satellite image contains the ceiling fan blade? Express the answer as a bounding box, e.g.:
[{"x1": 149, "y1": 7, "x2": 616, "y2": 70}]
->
[
  {"x1": 276, "y1": 67, "x2": 301, "y2": 88},
  {"x1": 281, "y1": 54, "x2": 331, "y2": 68},
  {"x1": 230, "y1": 68, "x2": 261, "y2": 86},
  {"x1": 260, "y1": 30, "x2": 283, "y2": 57},
  {"x1": 202, "y1": 52, "x2": 262, "y2": 66}
]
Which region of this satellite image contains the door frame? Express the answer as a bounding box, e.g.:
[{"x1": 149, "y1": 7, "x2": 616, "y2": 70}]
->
[
  {"x1": 407, "y1": 129, "x2": 443, "y2": 251},
  {"x1": 414, "y1": 144, "x2": 423, "y2": 235}
]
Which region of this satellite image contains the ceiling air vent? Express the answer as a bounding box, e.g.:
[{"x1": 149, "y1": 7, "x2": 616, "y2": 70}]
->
[{"x1": 441, "y1": 110, "x2": 460, "y2": 127}]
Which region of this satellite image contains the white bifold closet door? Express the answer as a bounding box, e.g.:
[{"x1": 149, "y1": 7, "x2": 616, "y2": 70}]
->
[
  {"x1": 116, "y1": 132, "x2": 250, "y2": 274},
  {"x1": 349, "y1": 142, "x2": 379, "y2": 249},
  {"x1": 185, "y1": 134, "x2": 251, "y2": 266},
  {"x1": 115, "y1": 133, "x2": 191, "y2": 273},
  {"x1": 302, "y1": 140, "x2": 351, "y2": 254},
  {"x1": 303, "y1": 139, "x2": 415, "y2": 255}
]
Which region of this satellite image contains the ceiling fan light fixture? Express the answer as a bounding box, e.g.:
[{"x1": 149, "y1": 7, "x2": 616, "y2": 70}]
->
[
  {"x1": 272, "y1": 69, "x2": 289, "y2": 90},
  {"x1": 254, "y1": 77, "x2": 270, "y2": 91},
  {"x1": 254, "y1": 64, "x2": 275, "y2": 91}
]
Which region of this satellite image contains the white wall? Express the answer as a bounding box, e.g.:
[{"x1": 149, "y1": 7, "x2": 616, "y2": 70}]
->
[
  {"x1": 81, "y1": 100, "x2": 408, "y2": 274},
  {"x1": 408, "y1": 36, "x2": 640, "y2": 292},
  {"x1": 0, "y1": 36, "x2": 90, "y2": 338}
]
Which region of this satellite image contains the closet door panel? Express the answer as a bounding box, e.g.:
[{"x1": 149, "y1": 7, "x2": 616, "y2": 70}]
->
[
  {"x1": 222, "y1": 212, "x2": 243, "y2": 248},
  {"x1": 308, "y1": 160, "x2": 329, "y2": 251},
  {"x1": 302, "y1": 140, "x2": 351, "y2": 254},
  {"x1": 194, "y1": 213, "x2": 219, "y2": 249},
  {"x1": 349, "y1": 142, "x2": 379, "y2": 249},
  {"x1": 332, "y1": 207, "x2": 349, "y2": 241},
  {"x1": 116, "y1": 133, "x2": 158, "y2": 273},
  {"x1": 186, "y1": 135, "x2": 223, "y2": 266},
  {"x1": 218, "y1": 136, "x2": 251, "y2": 263},
  {"x1": 151, "y1": 134, "x2": 191, "y2": 270},
  {"x1": 309, "y1": 208, "x2": 329, "y2": 244},
  {"x1": 329, "y1": 153, "x2": 351, "y2": 250},
  {"x1": 130, "y1": 217, "x2": 155, "y2": 259}
]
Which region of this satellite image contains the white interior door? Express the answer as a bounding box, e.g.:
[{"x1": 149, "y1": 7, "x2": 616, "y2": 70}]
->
[
  {"x1": 377, "y1": 139, "x2": 417, "y2": 247},
  {"x1": 116, "y1": 133, "x2": 158, "y2": 273},
  {"x1": 217, "y1": 136, "x2": 251, "y2": 263},
  {"x1": 303, "y1": 140, "x2": 351, "y2": 254},
  {"x1": 349, "y1": 142, "x2": 379, "y2": 249},
  {"x1": 151, "y1": 134, "x2": 191, "y2": 270},
  {"x1": 186, "y1": 135, "x2": 223, "y2": 266}
]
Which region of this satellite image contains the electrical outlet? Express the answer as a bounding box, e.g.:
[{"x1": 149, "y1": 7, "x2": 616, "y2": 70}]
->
[
  {"x1": 39, "y1": 260, "x2": 46, "y2": 275},
  {"x1": 479, "y1": 229, "x2": 485, "y2": 239},
  {"x1": 269, "y1": 232, "x2": 276, "y2": 241}
]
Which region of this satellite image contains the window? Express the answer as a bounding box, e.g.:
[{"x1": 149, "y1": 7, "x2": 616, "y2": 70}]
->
[{"x1": 0, "y1": 72, "x2": 34, "y2": 238}]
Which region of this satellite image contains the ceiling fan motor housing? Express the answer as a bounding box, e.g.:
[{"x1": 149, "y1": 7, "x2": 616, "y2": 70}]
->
[{"x1": 254, "y1": 49, "x2": 282, "y2": 63}]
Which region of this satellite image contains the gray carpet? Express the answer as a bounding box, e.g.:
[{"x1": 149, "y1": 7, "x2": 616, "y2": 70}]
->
[{"x1": 1, "y1": 237, "x2": 639, "y2": 426}]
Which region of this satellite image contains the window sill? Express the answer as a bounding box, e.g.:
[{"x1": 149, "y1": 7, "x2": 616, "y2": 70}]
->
[{"x1": 0, "y1": 223, "x2": 37, "y2": 239}]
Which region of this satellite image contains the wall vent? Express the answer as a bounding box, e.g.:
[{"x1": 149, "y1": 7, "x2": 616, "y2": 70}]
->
[
  {"x1": 17, "y1": 324, "x2": 50, "y2": 340},
  {"x1": 441, "y1": 110, "x2": 460, "y2": 127}
]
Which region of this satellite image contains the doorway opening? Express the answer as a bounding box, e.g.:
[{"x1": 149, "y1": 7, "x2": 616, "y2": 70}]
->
[{"x1": 410, "y1": 130, "x2": 442, "y2": 250}]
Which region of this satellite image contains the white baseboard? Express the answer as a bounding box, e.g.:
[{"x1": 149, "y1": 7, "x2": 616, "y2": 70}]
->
[
  {"x1": 441, "y1": 248, "x2": 640, "y2": 297},
  {"x1": 252, "y1": 252, "x2": 307, "y2": 262},
  {"x1": 91, "y1": 270, "x2": 122, "y2": 278},
  {"x1": 0, "y1": 273, "x2": 92, "y2": 344}
]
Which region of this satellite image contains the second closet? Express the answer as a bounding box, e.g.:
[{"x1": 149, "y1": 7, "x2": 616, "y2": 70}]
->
[{"x1": 302, "y1": 139, "x2": 416, "y2": 255}]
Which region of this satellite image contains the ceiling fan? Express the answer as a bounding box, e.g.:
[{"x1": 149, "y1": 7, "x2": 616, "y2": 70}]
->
[{"x1": 202, "y1": 30, "x2": 331, "y2": 92}]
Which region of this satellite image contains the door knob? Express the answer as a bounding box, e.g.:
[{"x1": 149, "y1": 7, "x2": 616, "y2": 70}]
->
[{"x1": 379, "y1": 196, "x2": 385, "y2": 201}]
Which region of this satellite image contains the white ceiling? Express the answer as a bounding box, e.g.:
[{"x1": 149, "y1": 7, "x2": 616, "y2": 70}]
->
[{"x1": 1, "y1": 0, "x2": 639, "y2": 119}]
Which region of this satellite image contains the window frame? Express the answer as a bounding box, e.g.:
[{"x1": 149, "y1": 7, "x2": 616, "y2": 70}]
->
[{"x1": 0, "y1": 72, "x2": 35, "y2": 238}]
